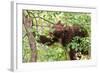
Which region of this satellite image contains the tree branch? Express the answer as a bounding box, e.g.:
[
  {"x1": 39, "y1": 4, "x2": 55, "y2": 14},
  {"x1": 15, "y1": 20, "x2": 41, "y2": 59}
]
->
[{"x1": 28, "y1": 11, "x2": 55, "y2": 25}]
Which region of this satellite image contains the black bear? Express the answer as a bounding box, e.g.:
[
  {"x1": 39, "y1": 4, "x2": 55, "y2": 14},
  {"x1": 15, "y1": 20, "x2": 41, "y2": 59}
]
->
[{"x1": 52, "y1": 21, "x2": 88, "y2": 46}]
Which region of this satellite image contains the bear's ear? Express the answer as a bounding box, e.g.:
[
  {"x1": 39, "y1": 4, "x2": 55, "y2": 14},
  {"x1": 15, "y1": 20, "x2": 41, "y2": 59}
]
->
[
  {"x1": 53, "y1": 20, "x2": 64, "y2": 29},
  {"x1": 56, "y1": 20, "x2": 63, "y2": 26},
  {"x1": 57, "y1": 20, "x2": 61, "y2": 24}
]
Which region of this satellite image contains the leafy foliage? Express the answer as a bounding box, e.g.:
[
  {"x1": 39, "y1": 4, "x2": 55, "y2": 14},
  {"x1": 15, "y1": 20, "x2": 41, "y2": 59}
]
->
[
  {"x1": 37, "y1": 43, "x2": 66, "y2": 62},
  {"x1": 67, "y1": 36, "x2": 90, "y2": 52}
]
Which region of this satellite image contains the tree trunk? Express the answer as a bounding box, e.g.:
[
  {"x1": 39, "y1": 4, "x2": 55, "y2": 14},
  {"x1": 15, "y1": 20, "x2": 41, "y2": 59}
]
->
[{"x1": 23, "y1": 15, "x2": 37, "y2": 62}]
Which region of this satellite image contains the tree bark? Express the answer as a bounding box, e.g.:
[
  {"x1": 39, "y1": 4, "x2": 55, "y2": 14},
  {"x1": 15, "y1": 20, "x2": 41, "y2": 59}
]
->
[{"x1": 23, "y1": 15, "x2": 37, "y2": 62}]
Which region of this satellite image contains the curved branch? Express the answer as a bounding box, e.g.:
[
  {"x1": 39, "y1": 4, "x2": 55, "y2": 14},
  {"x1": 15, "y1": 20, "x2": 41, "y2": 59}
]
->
[
  {"x1": 36, "y1": 16, "x2": 55, "y2": 25},
  {"x1": 28, "y1": 11, "x2": 55, "y2": 25}
]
